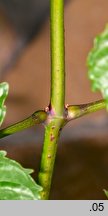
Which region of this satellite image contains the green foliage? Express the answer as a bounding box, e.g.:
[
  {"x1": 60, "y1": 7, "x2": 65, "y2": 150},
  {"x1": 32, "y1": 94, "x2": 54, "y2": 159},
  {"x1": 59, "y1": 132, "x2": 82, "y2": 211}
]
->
[
  {"x1": 0, "y1": 151, "x2": 42, "y2": 200},
  {"x1": 0, "y1": 82, "x2": 9, "y2": 126},
  {"x1": 0, "y1": 83, "x2": 42, "y2": 200},
  {"x1": 103, "y1": 189, "x2": 108, "y2": 198},
  {"x1": 87, "y1": 25, "x2": 108, "y2": 108}
]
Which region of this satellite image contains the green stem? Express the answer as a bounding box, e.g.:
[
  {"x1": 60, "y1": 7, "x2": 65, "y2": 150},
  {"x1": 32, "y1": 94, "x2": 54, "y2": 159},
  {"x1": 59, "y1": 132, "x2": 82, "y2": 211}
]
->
[
  {"x1": 37, "y1": 118, "x2": 64, "y2": 199},
  {"x1": 37, "y1": 0, "x2": 65, "y2": 199},
  {"x1": 0, "y1": 110, "x2": 47, "y2": 139},
  {"x1": 50, "y1": 0, "x2": 65, "y2": 115},
  {"x1": 67, "y1": 99, "x2": 106, "y2": 121}
]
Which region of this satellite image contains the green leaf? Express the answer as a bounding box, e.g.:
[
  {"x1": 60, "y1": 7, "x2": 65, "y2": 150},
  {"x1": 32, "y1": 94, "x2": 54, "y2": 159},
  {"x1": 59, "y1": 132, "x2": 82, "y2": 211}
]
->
[
  {"x1": 0, "y1": 151, "x2": 42, "y2": 200},
  {"x1": 87, "y1": 24, "x2": 108, "y2": 108},
  {"x1": 0, "y1": 182, "x2": 38, "y2": 200},
  {"x1": 103, "y1": 189, "x2": 108, "y2": 198},
  {"x1": 0, "y1": 84, "x2": 42, "y2": 200},
  {"x1": 0, "y1": 82, "x2": 9, "y2": 126}
]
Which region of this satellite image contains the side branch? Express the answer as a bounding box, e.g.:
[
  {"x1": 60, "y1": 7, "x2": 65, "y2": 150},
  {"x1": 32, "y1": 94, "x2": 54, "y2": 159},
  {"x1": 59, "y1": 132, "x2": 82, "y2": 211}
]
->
[
  {"x1": 67, "y1": 99, "x2": 106, "y2": 121},
  {"x1": 0, "y1": 110, "x2": 47, "y2": 139}
]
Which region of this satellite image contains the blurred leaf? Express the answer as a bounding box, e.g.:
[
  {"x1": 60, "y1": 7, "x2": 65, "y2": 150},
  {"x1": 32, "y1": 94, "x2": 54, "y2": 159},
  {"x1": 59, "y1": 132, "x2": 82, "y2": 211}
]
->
[
  {"x1": 0, "y1": 151, "x2": 42, "y2": 200},
  {"x1": 103, "y1": 189, "x2": 108, "y2": 198},
  {"x1": 0, "y1": 82, "x2": 9, "y2": 126},
  {"x1": 87, "y1": 25, "x2": 108, "y2": 108}
]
